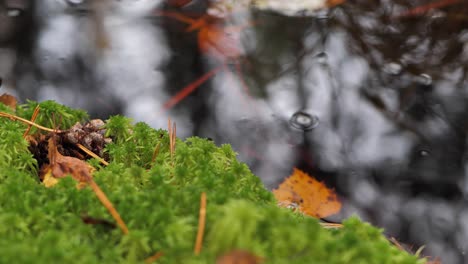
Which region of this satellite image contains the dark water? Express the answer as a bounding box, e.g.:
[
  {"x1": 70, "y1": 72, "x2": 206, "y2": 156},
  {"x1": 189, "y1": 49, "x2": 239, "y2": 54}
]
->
[{"x1": 1, "y1": 0, "x2": 468, "y2": 262}]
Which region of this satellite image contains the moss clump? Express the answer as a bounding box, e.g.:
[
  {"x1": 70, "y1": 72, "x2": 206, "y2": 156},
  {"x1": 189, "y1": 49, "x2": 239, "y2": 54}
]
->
[{"x1": 0, "y1": 100, "x2": 424, "y2": 263}]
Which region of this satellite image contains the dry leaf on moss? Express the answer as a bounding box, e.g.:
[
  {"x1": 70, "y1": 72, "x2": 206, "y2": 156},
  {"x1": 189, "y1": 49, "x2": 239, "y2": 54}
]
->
[
  {"x1": 41, "y1": 137, "x2": 93, "y2": 187},
  {"x1": 216, "y1": 250, "x2": 263, "y2": 264},
  {"x1": 273, "y1": 168, "x2": 341, "y2": 218}
]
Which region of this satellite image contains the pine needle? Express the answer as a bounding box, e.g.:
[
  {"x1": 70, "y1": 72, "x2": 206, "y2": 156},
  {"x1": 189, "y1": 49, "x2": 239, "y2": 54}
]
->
[
  {"x1": 151, "y1": 142, "x2": 161, "y2": 164},
  {"x1": 76, "y1": 143, "x2": 109, "y2": 166},
  {"x1": 194, "y1": 192, "x2": 207, "y2": 255},
  {"x1": 23, "y1": 106, "x2": 40, "y2": 138},
  {"x1": 168, "y1": 118, "x2": 176, "y2": 165},
  {"x1": 144, "y1": 251, "x2": 163, "y2": 263},
  {"x1": 88, "y1": 180, "x2": 129, "y2": 234}
]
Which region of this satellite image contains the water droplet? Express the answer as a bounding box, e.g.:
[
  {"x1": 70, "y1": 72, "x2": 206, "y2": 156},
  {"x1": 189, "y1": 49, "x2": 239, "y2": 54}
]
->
[
  {"x1": 419, "y1": 150, "x2": 430, "y2": 157},
  {"x1": 383, "y1": 62, "x2": 403, "y2": 75},
  {"x1": 290, "y1": 111, "x2": 319, "y2": 131},
  {"x1": 315, "y1": 52, "x2": 328, "y2": 64},
  {"x1": 6, "y1": 8, "x2": 21, "y2": 17},
  {"x1": 415, "y1": 73, "x2": 432, "y2": 86}
]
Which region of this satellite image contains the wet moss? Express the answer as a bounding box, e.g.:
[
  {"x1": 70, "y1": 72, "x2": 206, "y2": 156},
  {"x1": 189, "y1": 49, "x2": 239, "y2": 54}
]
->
[{"x1": 0, "y1": 100, "x2": 424, "y2": 263}]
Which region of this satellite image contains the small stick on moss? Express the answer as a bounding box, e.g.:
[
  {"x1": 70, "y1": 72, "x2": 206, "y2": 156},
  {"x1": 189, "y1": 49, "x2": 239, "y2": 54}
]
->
[
  {"x1": 194, "y1": 192, "x2": 207, "y2": 255},
  {"x1": 168, "y1": 118, "x2": 172, "y2": 164},
  {"x1": 144, "y1": 251, "x2": 163, "y2": 263},
  {"x1": 172, "y1": 122, "x2": 176, "y2": 156},
  {"x1": 151, "y1": 142, "x2": 161, "y2": 164},
  {"x1": 389, "y1": 237, "x2": 406, "y2": 251},
  {"x1": 168, "y1": 118, "x2": 176, "y2": 165},
  {"x1": 320, "y1": 222, "x2": 343, "y2": 229},
  {"x1": 88, "y1": 180, "x2": 129, "y2": 234},
  {"x1": 0, "y1": 111, "x2": 65, "y2": 133},
  {"x1": 23, "y1": 106, "x2": 40, "y2": 138},
  {"x1": 76, "y1": 143, "x2": 109, "y2": 166}
]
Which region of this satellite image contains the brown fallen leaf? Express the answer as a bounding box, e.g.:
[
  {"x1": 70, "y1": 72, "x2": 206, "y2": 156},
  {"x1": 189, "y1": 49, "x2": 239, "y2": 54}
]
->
[
  {"x1": 0, "y1": 93, "x2": 17, "y2": 110},
  {"x1": 216, "y1": 250, "x2": 263, "y2": 264},
  {"x1": 42, "y1": 136, "x2": 93, "y2": 185},
  {"x1": 273, "y1": 168, "x2": 341, "y2": 218},
  {"x1": 41, "y1": 136, "x2": 129, "y2": 234}
]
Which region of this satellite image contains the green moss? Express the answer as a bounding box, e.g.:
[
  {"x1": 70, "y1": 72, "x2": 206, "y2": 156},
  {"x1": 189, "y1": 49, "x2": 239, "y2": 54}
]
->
[
  {"x1": 16, "y1": 100, "x2": 88, "y2": 130},
  {"x1": 0, "y1": 100, "x2": 424, "y2": 263}
]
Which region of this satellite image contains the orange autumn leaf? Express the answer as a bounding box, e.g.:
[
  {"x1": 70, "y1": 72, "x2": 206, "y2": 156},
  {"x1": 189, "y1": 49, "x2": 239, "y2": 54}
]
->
[{"x1": 273, "y1": 168, "x2": 341, "y2": 218}]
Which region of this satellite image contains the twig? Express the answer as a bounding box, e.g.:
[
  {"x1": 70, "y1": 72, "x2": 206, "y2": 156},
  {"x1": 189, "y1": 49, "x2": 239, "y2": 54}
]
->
[
  {"x1": 394, "y1": 0, "x2": 461, "y2": 18},
  {"x1": 23, "y1": 106, "x2": 40, "y2": 138},
  {"x1": 151, "y1": 142, "x2": 161, "y2": 164},
  {"x1": 88, "y1": 180, "x2": 129, "y2": 234},
  {"x1": 162, "y1": 66, "x2": 222, "y2": 110},
  {"x1": 167, "y1": 117, "x2": 172, "y2": 161},
  {"x1": 76, "y1": 143, "x2": 109, "y2": 166},
  {"x1": 168, "y1": 118, "x2": 177, "y2": 165},
  {"x1": 172, "y1": 122, "x2": 176, "y2": 155},
  {"x1": 194, "y1": 192, "x2": 207, "y2": 255},
  {"x1": 144, "y1": 251, "x2": 163, "y2": 263},
  {"x1": 319, "y1": 222, "x2": 343, "y2": 229},
  {"x1": 0, "y1": 112, "x2": 65, "y2": 133},
  {"x1": 154, "y1": 10, "x2": 197, "y2": 25},
  {"x1": 389, "y1": 237, "x2": 407, "y2": 251}
]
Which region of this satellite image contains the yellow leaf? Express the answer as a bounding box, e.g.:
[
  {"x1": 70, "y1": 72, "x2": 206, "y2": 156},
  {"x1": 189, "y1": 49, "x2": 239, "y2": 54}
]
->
[
  {"x1": 42, "y1": 168, "x2": 59, "y2": 188},
  {"x1": 273, "y1": 168, "x2": 341, "y2": 218}
]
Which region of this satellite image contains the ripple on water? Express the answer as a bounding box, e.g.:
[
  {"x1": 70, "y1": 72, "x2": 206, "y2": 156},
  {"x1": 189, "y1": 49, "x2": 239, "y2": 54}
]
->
[{"x1": 289, "y1": 111, "x2": 319, "y2": 131}]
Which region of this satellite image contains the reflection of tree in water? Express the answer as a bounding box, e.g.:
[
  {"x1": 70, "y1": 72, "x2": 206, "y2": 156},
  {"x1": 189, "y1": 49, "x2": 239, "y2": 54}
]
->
[
  {"x1": 240, "y1": 1, "x2": 468, "y2": 262},
  {"x1": 336, "y1": 0, "x2": 468, "y2": 80},
  {"x1": 332, "y1": 0, "x2": 468, "y2": 190},
  {"x1": 0, "y1": 0, "x2": 35, "y2": 92},
  {"x1": 329, "y1": 1, "x2": 468, "y2": 262}
]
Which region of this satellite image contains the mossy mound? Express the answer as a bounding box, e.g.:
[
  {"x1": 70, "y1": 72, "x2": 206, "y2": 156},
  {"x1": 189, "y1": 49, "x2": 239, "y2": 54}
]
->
[{"x1": 0, "y1": 100, "x2": 424, "y2": 263}]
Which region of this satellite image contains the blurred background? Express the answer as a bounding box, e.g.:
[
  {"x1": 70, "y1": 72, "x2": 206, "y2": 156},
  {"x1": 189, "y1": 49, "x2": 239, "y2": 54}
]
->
[{"x1": 1, "y1": 0, "x2": 468, "y2": 262}]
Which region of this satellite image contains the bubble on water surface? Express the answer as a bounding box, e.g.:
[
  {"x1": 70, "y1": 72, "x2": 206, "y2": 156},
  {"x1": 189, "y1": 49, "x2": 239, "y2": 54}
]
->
[
  {"x1": 383, "y1": 62, "x2": 403, "y2": 75},
  {"x1": 315, "y1": 52, "x2": 328, "y2": 65},
  {"x1": 290, "y1": 111, "x2": 319, "y2": 131},
  {"x1": 416, "y1": 73, "x2": 432, "y2": 86},
  {"x1": 419, "y1": 149, "x2": 430, "y2": 157}
]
